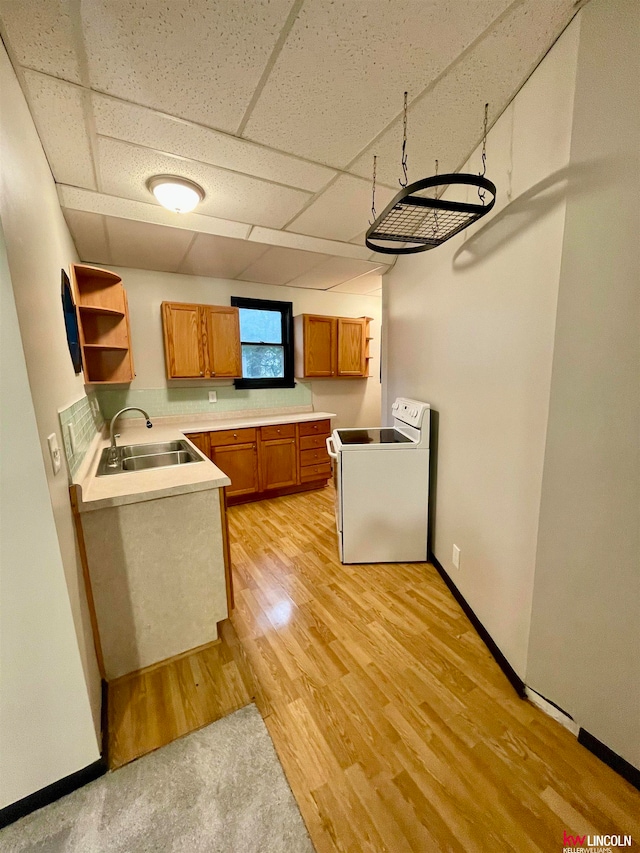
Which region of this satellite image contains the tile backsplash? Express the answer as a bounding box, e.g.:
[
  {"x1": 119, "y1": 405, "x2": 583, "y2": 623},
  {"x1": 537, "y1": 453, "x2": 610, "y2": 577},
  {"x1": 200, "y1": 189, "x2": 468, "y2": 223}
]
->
[
  {"x1": 94, "y1": 383, "x2": 313, "y2": 420},
  {"x1": 59, "y1": 392, "x2": 104, "y2": 477}
]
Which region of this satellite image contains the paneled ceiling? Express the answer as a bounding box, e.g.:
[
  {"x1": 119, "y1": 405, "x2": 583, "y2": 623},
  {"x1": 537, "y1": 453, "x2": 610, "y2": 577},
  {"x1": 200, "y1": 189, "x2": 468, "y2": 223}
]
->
[{"x1": 0, "y1": 0, "x2": 580, "y2": 294}]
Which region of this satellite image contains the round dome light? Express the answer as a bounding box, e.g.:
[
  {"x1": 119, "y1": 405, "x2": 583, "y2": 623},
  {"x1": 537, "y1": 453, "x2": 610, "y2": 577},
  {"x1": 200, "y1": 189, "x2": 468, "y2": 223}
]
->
[{"x1": 147, "y1": 175, "x2": 204, "y2": 213}]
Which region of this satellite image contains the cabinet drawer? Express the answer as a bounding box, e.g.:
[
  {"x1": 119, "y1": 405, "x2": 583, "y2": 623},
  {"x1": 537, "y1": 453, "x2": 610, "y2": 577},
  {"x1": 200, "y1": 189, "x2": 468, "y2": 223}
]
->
[
  {"x1": 300, "y1": 447, "x2": 329, "y2": 466},
  {"x1": 209, "y1": 427, "x2": 256, "y2": 447},
  {"x1": 299, "y1": 419, "x2": 331, "y2": 437},
  {"x1": 300, "y1": 434, "x2": 330, "y2": 451},
  {"x1": 300, "y1": 462, "x2": 331, "y2": 482},
  {"x1": 260, "y1": 423, "x2": 295, "y2": 441}
]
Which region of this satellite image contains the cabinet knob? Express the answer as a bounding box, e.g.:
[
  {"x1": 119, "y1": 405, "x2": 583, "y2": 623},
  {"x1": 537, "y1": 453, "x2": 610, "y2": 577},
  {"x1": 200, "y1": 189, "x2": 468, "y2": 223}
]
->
[
  {"x1": 200, "y1": 371, "x2": 204, "y2": 376},
  {"x1": 233, "y1": 433, "x2": 238, "y2": 438},
  {"x1": 211, "y1": 371, "x2": 216, "y2": 376},
  {"x1": 277, "y1": 428, "x2": 281, "y2": 433},
  {"x1": 313, "y1": 425, "x2": 318, "y2": 430}
]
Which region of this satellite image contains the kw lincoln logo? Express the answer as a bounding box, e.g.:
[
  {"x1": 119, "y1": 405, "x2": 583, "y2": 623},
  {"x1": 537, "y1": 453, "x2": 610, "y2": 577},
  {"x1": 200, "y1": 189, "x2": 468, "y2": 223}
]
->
[{"x1": 562, "y1": 830, "x2": 634, "y2": 852}]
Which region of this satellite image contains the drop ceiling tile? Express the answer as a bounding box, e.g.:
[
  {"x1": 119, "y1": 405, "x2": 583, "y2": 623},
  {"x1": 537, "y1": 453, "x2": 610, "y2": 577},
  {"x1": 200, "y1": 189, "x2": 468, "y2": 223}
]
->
[
  {"x1": 22, "y1": 71, "x2": 96, "y2": 189},
  {"x1": 104, "y1": 217, "x2": 194, "y2": 273},
  {"x1": 92, "y1": 95, "x2": 336, "y2": 193},
  {"x1": 286, "y1": 257, "x2": 385, "y2": 290},
  {"x1": 0, "y1": 0, "x2": 82, "y2": 82},
  {"x1": 248, "y1": 226, "x2": 372, "y2": 260},
  {"x1": 81, "y1": 0, "x2": 293, "y2": 133},
  {"x1": 286, "y1": 175, "x2": 395, "y2": 242},
  {"x1": 63, "y1": 209, "x2": 110, "y2": 265},
  {"x1": 96, "y1": 137, "x2": 311, "y2": 229},
  {"x1": 349, "y1": 0, "x2": 577, "y2": 186},
  {"x1": 237, "y1": 246, "x2": 327, "y2": 286},
  {"x1": 242, "y1": 0, "x2": 511, "y2": 167},
  {"x1": 327, "y1": 270, "x2": 384, "y2": 294},
  {"x1": 178, "y1": 233, "x2": 269, "y2": 279}
]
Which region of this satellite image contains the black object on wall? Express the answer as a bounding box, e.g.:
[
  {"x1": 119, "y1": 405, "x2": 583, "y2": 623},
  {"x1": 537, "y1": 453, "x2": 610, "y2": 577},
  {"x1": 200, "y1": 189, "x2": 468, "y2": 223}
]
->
[{"x1": 61, "y1": 269, "x2": 82, "y2": 374}]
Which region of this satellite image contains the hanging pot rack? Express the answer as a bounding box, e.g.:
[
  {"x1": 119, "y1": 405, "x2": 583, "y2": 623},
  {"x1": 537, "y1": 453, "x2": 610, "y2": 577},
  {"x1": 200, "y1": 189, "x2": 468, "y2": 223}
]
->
[
  {"x1": 365, "y1": 173, "x2": 496, "y2": 255},
  {"x1": 365, "y1": 99, "x2": 496, "y2": 255}
]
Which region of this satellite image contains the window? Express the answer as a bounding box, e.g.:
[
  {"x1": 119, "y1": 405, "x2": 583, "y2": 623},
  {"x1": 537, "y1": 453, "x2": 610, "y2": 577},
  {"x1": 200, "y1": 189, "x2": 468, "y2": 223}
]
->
[{"x1": 231, "y1": 296, "x2": 295, "y2": 389}]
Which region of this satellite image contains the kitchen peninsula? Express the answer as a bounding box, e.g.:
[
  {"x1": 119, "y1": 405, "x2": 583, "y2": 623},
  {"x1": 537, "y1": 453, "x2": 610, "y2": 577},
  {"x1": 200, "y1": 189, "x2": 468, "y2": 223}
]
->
[{"x1": 71, "y1": 410, "x2": 334, "y2": 682}]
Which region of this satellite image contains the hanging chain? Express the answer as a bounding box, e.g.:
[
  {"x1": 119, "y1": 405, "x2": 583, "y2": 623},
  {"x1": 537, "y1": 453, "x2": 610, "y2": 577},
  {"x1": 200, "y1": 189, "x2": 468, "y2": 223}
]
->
[
  {"x1": 399, "y1": 91, "x2": 408, "y2": 188},
  {"x1": 432, "y1": 159, "x2": 439, "y2": 237},
  {"x1": 478, "y1": 102, "x2": 488, "y2": 204},
  {"x1": 370, "y1": 155, "x2": 377, "y2": 224}
]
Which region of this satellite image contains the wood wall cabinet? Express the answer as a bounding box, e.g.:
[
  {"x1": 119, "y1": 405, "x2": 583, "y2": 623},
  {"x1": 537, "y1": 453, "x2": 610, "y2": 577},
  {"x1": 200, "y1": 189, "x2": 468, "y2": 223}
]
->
[
  {"x1": 188, "y1": 418, "x2": 331, "y2": 505},
  {"x1": 294, "y1": 314, "x2": 371, "y2": 378},
  {"x1": 71, "y1": 264, "x2": 135, "y2": 384},
  {"x1": 161, "y1": 301, "x2": 241, "y2": 380}
]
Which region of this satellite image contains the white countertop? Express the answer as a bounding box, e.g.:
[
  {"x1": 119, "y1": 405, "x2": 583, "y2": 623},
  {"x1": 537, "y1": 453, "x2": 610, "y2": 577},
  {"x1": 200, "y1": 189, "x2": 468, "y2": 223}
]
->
[
  {"x1": 73, "y1": 410, "x2": 336, "y2": 512},
  {"x1": 179, "y1": 410, "x2": 336, "y2": 433}
]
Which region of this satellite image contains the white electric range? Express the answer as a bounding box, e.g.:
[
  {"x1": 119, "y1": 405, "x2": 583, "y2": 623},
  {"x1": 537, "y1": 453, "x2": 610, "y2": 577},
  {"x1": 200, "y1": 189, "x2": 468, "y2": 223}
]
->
[{"x1": 326, "y1": 398, "x2": 431, "y2": 564}]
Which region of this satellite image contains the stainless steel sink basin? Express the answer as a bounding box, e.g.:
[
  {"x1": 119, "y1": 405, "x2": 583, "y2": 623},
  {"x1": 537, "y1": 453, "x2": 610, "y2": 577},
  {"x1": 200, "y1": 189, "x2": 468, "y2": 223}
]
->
[
  {"x1": 96, "y1": 439, "x2": 203, "y2": 476},
  {"x1": 122, "y1": 450, "x2": 196, "y2": 471},
  {"x1": 120, "y1": 440, "x2": 188, "y2": 458}
]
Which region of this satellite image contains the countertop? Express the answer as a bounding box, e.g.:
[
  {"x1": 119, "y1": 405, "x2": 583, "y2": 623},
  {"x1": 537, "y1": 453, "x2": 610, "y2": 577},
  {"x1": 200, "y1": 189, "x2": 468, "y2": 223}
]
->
[
  {"x1": 73, "y1": 410, "x2": 336, "y2": 513},
  {"x1": 178, "y1": 410, "x2": 336, "y2": 433}
]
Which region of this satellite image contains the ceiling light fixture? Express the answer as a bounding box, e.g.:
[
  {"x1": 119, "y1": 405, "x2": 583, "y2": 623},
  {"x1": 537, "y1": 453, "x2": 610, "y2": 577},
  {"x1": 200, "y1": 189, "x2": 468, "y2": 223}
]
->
[{"x1": 147, "y1": 175, "x2": 204, "y2": 213}]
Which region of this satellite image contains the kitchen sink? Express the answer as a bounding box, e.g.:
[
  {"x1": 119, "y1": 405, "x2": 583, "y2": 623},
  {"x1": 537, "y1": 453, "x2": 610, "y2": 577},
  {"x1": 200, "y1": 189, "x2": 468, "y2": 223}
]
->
[
  {"x1": 120, "y1": 440, "x2": 189, "y2": 458},
  {"x1": 96, "y1": 440, "x2": 203, "y2": 476}
]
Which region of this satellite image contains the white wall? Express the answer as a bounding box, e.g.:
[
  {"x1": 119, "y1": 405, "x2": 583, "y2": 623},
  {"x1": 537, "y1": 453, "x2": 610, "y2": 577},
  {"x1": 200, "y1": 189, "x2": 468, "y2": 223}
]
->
[
  {"x1": 0, "y1": 221, "x2": 100, "y2": 808},
  {"x1": 383, "y1": 20, "x2": 580, "y2": 677},
  {"x1": 109, "y1": 266, "x2": 382, "y2": 430},
  {"x1": 526, "y1": 0, "x2": 640, "y2": 768},
  {"x1": 0, "y1": 46, "x2": 102, "y2": 736}
]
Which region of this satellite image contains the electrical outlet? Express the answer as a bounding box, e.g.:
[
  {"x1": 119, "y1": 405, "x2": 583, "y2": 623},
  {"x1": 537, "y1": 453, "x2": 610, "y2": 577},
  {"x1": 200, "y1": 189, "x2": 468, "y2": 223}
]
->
[
  {"x1": 452, "y1": 544, "x2": 461, "y2": 569},
  {"x1": 89, "y1": 396, "x2": 100, "y2": 418},
  {"x1": 208, "y1": 391, "x2": 217, "y2": 403},
  {"x1": 47, "y1": 433, "x2": 62, "y2": 475}
]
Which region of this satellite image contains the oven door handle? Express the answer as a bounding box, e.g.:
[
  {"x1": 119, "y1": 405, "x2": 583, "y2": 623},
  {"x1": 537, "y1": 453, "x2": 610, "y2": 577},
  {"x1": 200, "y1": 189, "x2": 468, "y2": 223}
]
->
[{"x1": 326, "y1": 436, "x2": 338, "y2": 459}]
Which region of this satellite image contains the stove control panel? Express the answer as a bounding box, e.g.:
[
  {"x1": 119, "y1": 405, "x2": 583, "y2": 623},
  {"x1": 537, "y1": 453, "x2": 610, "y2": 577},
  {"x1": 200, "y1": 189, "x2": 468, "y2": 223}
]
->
[{"x1": 392, "y1": 398, "x2": 430, "y2": 429}]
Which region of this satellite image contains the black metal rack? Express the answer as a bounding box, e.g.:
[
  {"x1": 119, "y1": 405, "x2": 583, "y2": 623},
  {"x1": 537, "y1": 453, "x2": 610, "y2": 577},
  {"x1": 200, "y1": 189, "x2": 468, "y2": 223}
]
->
[{"x1": 365, "y1": 173, "x2": 496, "y2": 255}]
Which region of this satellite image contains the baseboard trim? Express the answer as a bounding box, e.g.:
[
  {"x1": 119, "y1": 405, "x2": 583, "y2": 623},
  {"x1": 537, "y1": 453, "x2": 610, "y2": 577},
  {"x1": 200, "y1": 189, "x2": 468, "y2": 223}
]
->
[
  {"x1": 0, "y1": 758, "x2": 107, "y2": 830},
  {"x1": 525, "y1": 687, "x2": 579, "y2": 735},
  {"x1": 578, "y1": 729, "x2": 640, "y2": 791},
  {"x1": 428, "y1": 551, "x2": 526, "y2": 698}
]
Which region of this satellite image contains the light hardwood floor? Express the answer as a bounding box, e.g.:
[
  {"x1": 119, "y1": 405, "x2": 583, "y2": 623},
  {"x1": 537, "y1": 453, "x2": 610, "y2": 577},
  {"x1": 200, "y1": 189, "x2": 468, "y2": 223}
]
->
[
  {"x1": 227, "y1": 485, "x2": 640, "y2": 853},
  {"x1": 108, "y1": 628, "x2": 255, "y2": 769}
]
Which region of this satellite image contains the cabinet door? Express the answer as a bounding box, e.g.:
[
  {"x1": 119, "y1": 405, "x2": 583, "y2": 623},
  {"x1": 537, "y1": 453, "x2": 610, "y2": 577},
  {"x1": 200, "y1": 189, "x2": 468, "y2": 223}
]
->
[
  {"x1": 211, "y1": 443, "x2": 258, "y2": 497},
  {"x1": 260, "y1": 438, "x2": 298, "y2": 490},
  {"x1": 304, "y1": 315, "x2": 336, "y2": 377},
  {"x1": 162, "y1": 303, "x2": 206, "y2": 378},
  {"x1": 204, "y1": 306, "x2": 241, "y2": 378},
  {"x1": 337, "y1": 318, "x2": 366, "y2": 376},
  {"x1": 187, "y1": 432, "x2": 210, "y2": 457}
]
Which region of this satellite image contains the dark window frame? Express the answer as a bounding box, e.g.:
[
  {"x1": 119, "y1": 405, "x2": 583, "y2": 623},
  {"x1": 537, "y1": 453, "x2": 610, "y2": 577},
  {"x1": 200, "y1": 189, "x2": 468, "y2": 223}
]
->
[{"x1": 231, "y1": 296, "x2": 295, "y2": 389}]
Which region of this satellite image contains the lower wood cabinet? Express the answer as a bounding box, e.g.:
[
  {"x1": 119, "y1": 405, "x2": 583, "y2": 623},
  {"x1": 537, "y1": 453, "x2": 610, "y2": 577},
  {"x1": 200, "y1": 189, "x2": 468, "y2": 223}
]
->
[
  {"x1": 209, "y1": 429, "x2": 259, "y2": 498},
  {"x1": 187, "y1": 419, "x2": 332, "y2": 504},
  {"x1": 260, "y1": 422, "x2": 298, "y2": 491}
]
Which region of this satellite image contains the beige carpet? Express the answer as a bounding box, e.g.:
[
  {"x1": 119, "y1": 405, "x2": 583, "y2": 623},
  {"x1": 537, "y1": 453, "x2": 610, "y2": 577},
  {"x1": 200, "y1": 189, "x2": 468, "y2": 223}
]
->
[{"x1": 0, "y1": 704, "x2": 315, "y2": 853}]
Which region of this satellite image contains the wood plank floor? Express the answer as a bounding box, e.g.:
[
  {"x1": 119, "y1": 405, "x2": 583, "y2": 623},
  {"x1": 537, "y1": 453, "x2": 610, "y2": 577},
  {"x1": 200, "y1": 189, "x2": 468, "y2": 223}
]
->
[
  {"x1": 108, "y1": 627, "x2": 255, "y2": 769},
  {"x1": 227, "y1": 485, "x2": 640, "y2": 853}
]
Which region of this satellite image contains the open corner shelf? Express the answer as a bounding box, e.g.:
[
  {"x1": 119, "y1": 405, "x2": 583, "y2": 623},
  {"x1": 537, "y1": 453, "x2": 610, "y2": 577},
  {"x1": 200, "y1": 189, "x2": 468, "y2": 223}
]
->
[{"x1": 71, "y1": 263, "x2": 135, "y2": 384}]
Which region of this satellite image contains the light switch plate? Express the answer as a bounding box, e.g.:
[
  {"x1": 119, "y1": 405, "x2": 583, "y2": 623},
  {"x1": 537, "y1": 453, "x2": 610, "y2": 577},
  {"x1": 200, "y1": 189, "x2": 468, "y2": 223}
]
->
[
  {"x1": 67, "y1": 423, "x2": 77, "y2": 453},
  {"x1": 452, "y1": 544, "x2": 461, "y2": 569},
  {"x1": 208, "y1": 391, "x2": 217, "y2": 403},
  {"x1": 47, "y1": 433, "x2": 62, "y2": 475}
]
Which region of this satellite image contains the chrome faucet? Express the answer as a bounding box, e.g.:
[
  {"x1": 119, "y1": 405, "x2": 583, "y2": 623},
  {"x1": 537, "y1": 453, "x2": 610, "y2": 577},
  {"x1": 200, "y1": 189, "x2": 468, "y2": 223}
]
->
[{"x1": 107, "y1": 407, "x2": 153, "y2": 466}]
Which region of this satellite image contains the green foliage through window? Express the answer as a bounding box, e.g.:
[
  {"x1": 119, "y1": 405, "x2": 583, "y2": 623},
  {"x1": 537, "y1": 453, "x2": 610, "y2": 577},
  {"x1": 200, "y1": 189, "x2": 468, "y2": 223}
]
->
[{"x1": 231, "y1": 297, "x2": 294, "y2": 388}]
